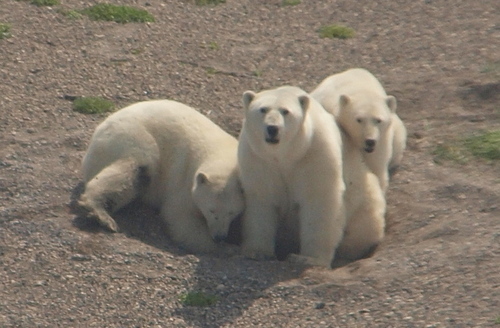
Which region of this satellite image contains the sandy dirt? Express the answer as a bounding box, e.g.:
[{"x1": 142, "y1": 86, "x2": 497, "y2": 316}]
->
[{"x1": 0, "y1": 0, "x2": 499, "y2": 327}]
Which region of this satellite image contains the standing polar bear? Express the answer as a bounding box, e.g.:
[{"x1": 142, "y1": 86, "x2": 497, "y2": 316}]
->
[
  {"x1": 238, "y1": 86, "x2": 346, "y2": 268},
  {"x1": 77, "y1": 100, "x2": 245, "y2": 253},
  {"x1": 311, "y1": 68, "x2": 407, "y2": 192}
]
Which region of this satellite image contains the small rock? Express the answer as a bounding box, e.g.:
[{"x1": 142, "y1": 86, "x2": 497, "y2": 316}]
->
[{"x1": 70, "y1": 254, "x2": 92, "y2": 262}]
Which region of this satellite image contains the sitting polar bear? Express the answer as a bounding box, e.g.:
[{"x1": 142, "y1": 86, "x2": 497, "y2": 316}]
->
[
  {"x1": 311, "y1": 68, "x2": 407, "y2": 192},
  {"x1": 335, "y1": 129, "x2": 387, "y2": 261},
  {"x1": 77, "y1": 99, "x2": 245, "y2": 253},
  {"x1": 238, "y1": 86, "x2": 346, "y2": 268}
]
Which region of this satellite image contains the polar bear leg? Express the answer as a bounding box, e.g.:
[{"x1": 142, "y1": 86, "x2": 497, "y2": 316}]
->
[
  {"x1": 336, "y1": 205, "x2": 385, "y2": 260},
  {"x1": 241, "y1": 201, "x2": 279, "y2": 260},
  {"x1": 298, "y1": 200, "x2": 345, "y2": 267},
  {"x1": 78, "y1": 159, "x2": 149, "y2": 232}
]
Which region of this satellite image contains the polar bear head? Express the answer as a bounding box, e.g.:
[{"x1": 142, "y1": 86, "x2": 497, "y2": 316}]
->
[
  {"x1": 192, "y1": 167, "x2": 244, "y2": 243},
  {"x1": 337, "y1": 94, "x2": 396, "y2": 153},
  {"x1": 242, "y1": 86, "x2": 311, "y2": 158}
]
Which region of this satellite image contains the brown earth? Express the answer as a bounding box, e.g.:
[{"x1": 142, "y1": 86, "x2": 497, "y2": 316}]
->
[{"x1": 1, "y1": 0, "x2": 499, "y2": 327}]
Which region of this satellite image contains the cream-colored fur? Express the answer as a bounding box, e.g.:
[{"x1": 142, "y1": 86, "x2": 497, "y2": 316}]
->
[
  {"x1": 335, "y1": 131, "x2": 386, "y2": 261},
  {"x1": 311, "y1": 68, "x2": 407, "y2": 192},
  {"x1": 238, "y1": 86, "x2": 345, "y2": 268},
  {"x1": 78, "y1": 100, "x2": 244, "y2": 253}
]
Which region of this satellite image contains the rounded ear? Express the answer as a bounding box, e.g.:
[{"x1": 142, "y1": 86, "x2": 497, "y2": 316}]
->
[
  {"x1": 196, "y1": 172, "x2": 209, "y2": 186},
  {"x1": 339, "y1": 95, "x2": 350, "y2": 109},
  {"x1": 298, "y1": 95, "x2": 310, "y2": 113},
  {"x1": 242, "y1": 91, "x2": 256, "y2": 111},
  {"x1": 386, "y1": 95, "x2": 397, "y2": 113}
]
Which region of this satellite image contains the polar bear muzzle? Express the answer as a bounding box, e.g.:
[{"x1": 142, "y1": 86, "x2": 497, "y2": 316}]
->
[
  {"x1": 364, "y1": 139, "x2": 376, "y2": 153},
  {"x1": 265, "y1": 125, "x2": 280, "y2": 144}
]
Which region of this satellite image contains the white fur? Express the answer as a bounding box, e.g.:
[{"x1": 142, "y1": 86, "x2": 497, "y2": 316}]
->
[
  {"x1": 78, "y1": 100, "x2": 244, "y2": 253},
  {"x1": 335, "y1": 131, "x2": 386, "y2": 260},
  {"x1": 238, "y1": 86, "x2": 346, "y2": 268},
  {"x1": 311, "y1": 68, "x2": 407, "y2": 192}
]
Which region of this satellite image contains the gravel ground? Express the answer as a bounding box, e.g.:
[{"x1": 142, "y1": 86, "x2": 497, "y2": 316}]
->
[{"x1": 0, "y1": 0, "x2": 499, "y2": 327}]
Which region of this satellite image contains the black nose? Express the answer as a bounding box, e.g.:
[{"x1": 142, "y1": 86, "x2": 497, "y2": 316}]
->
[
  {"x1": 365, "y1": 139, "x2": 376, "y2": 148},
  {"x1": 213, "y1": 234, "x2": 226, "y2": 243},
  {"x1": 267, "y1": 125, "x2": 279, "y2": 138}
]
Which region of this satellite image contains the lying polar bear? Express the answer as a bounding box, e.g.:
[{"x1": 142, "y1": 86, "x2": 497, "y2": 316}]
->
[{"x1": 76, "y1": 99, "x2": 245, "y2": 253}]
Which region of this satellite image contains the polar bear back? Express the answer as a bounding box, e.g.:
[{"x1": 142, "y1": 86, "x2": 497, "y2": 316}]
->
[{"x1": 82, "y1": 100, "x2": 237, "y2": 204}]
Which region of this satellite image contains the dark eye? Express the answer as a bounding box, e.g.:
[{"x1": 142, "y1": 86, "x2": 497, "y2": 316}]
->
[
  {"x1": 281, "y1": 108, "x2": 290, "y2": 116},
  {"x1": 374, "y1": 118, "x2": 382, "y2": 124},
  {"x1": 356, "y1": 118, "x2": 362, "y2": 123},
  {"x1": 259, "y1": 107, "x2": 268, "y2": 114}
]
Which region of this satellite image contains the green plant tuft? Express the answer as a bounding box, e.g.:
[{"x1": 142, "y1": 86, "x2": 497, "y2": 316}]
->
[
  {"x1": 73, "y1": 96, "x2": 114, "y2": 114},
  {"x1": 179, "y1": 291, "x2": 218, "y2": 307},
  {"x1": 60, "y1": 9, "x2": 83, "y2": 20},
  {"x1": 80, "y1": 4, "x2": 155, "y2": 24},
  {"x1": 282, "y1": 0, "x2": 301, "y2": 6},
  {"x1": 31, "y1": 0, "x2": 60, "y2": 6},
  {"x1": 0, "y1": 24, "x2": 11, "y2": 39},
  {"x1": 208, "y1": 41, "x2": 219, "y2": 50},
  {"x1": 195, "y1": 0, "x2": 226, "y2": 6},
  {"x1": 432, "y1": 143, "x2": 468, "y2": 165},
  {"x1": 480, "y1": 61, "x2": 500, "y2": 74},
  {"x1": 319, "y1": 24, "x2": 355, "y2": 39},
  {"x1": 206, "y1": 67, "x2": 218, "y2": 75},
  {"x1": 464, "y1": 130, "x2": 500, "y2": 161}
]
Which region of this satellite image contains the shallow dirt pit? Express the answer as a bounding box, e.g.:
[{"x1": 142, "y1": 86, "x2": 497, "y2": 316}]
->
[{"x1": 0, "y1": 0, "x2": 499, "y2": 327}]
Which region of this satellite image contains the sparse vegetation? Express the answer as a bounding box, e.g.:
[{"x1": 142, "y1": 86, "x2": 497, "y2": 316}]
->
[
  {"x1": 130, "y1": 48, "x2": 144, "y2": 55},
  {"x1": 80, "y1": 4, "x2": 155, "y2": 24},
  {"x1": 206, "y1": 67, "x2": 218, "y2": 75},
  {"x1": 464, "y1": 130, "x2": 500, "y2": 161},
  {"x1": 179, "y1": 291, "x2": 218, "y2": 307},
  {"x1": 433, "y1": 130, "x2": 500, "y2": 164},
  {"x1": 73, "y1": 96, "x2": 114, "y2": 114},
  {"x1": 318, "y1": 24, "x2": 355, "y2": 39},
  {"x1": 0, "y1": 23, "x2": 11, "y2": 39},
  {"x1": 195, "y1": 0, "x2": 226, "y2": 5},
  {"x1": 480, "y1": 61, "x2": 500, "y2": 74},
  {"x1": 59, "y1": 9, "x2": 83, "y2": 20},
  {"x1": 208, "y1": 41, "x2": 219, "y2": 50},
  {"x1": 253, "y1": 69, "x2": 263, "y2": 77},
  {"x1": 282, "y1": 0, "x2": 301, "y2": 6},
  {"x1": 433, "y1": 143, "x2": 469, "y2": 165},
  {"x1": 31, "y1": 0, "x2": 60, "y2": 6}
]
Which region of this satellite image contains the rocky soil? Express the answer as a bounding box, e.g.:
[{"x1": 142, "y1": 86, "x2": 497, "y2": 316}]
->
[{"x1": 0, "y1": 0, "x2": 499, "y2": 327}]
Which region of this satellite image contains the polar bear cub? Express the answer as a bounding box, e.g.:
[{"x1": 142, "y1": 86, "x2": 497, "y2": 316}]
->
[
  {"x1": 335, "y1": 130, "x2": 386, "y2": 261},
  {"x1": 77, "y1": 100, "x2": 245, "y2": 253},
  {"x1": 311, "y1": 68, "x2": 407, "y2": 192},
  {"x1": 238, "y1": 86, "x2": 346, "y2": 268}
]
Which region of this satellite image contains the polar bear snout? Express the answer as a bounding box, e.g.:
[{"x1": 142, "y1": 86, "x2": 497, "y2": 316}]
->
[
  {"x1": 265, "y1": 125, "x2": 280, "y2": 144},
  {"x1": 364, "y1": 139, "x2": 376, "y2": 153}
]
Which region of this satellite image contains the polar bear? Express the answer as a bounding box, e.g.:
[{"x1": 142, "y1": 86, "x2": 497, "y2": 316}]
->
[
  {"x1": 311, "y1": 68, "x2": 407, "y2": 192},
  {"x1": 335, "y1": 130, "x2": 386, "y2": 261},
  {"x1": 76, "y1": 99, "x2": 245, "y2": 253},
  {"x1": 238, "y1": 86, "x2": 346, "y2": 268}
]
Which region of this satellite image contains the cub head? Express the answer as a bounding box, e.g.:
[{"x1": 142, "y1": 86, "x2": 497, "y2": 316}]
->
[
  {"x1": 192, "y1": 169, "x2": 245, "y2": 243},
  {"x1": 242, "y1": 87, "x2": 310, "y2": 152},
  {"x1": 338, "y1": 94, "x2": 396, "y2": 153}
]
